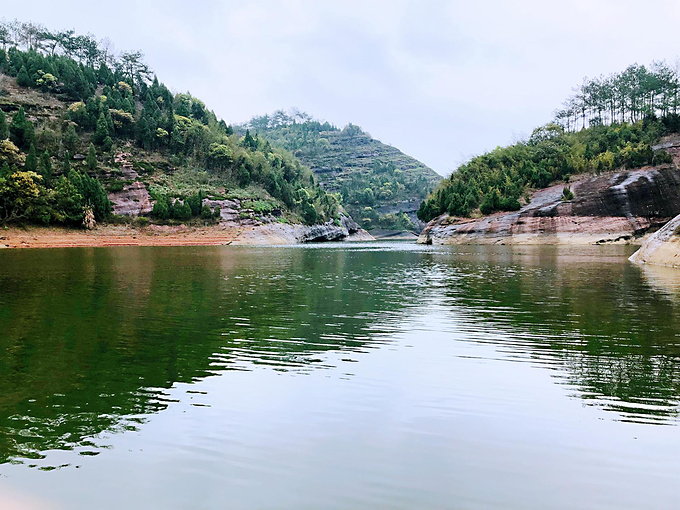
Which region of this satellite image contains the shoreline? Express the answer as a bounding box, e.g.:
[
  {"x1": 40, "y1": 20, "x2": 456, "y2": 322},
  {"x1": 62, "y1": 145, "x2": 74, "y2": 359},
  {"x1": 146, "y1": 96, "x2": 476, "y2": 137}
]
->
[
  {"x1": 418, "y1": 231, "x2": 650, "y2": 246},
  {"x1": 0, "y1": 223, "x2": 656, "y2": 250},
  {"x1": 0, "y1": 222, "x2": 373, "y2": 249}
]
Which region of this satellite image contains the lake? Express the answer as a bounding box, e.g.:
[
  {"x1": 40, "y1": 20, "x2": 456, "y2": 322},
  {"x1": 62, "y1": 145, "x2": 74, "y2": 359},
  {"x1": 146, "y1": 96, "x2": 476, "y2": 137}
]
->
[{"x1": 0, "y1": 242, "x2": 679, "y2": 509}]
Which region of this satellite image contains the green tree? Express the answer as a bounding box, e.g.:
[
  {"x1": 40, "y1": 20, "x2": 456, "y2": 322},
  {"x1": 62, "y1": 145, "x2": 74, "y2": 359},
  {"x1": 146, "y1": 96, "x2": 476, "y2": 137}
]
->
[
  {"x1": 80, "y1": 172, "x2": 111, "y2": 220},
  {"x1": 152, "y1": 195, "x2": 170, "y2": 220},
  {"x1": 181, "y1": 200, "x2": 192, "y2": 220},
  {"x1": 62, "y1": 151, "x2": 71, "y2": 175},
  {"x1": 0, "y1": 170, "x2": 43, "y2": 221},
  {"x1": 170, "y1": 199, "x2": 192, "y2": 221},
  {"x1": 16, "y1": 65, "x2": 31, "y2": 87},
  {"x1": 53, "y1": 175, "x2": 84, "y2": 224},
  {"x1": 201, "y1": 204, "x2": 215, "y2": 220},
  {"x1": 39, "y1": 150, "x2": 52, "y2": 185},
  {"x1": 186, "y1": 191, "x2": 204, "y2": 217},
  {"x1": 9, "y1": 106, "x2": 27, "y2": 148},
  {"x1": 25, "y1": 143, "x2": 38, "y2": 172},
  {"x1": 105, "y1": 108, "x2": 114, "y2": 134},
  {"x1": 237, "y1": 164, "x2": 251, "y2": 187},
  {"x1": 241, "y1": 129, "x2": 257, "y2": 150},
  {"x1": 93, "y1": 112, "x2": 109, "y2": 146},
  {"x1": 86, "y1": 143, "x2": 97, "y2": 172},
  {"x1": 0, "y1": 139, "x2": 25, "y2": 167},
  {"x1": 63, "y1": 124, "x2": 79, "y2": 153},
  {"x1": 0, "y1": 110, "x2": 8, "y2": 140}
]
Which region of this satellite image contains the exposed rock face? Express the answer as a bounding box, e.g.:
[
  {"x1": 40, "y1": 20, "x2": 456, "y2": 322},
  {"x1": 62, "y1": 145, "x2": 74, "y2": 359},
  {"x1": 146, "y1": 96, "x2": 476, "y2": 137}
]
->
[
  {"x1": 300, "y1": 215, "x2": 374, "y2": 242},
  {"x1": 419, "y1": 165, "x2": 680, "y2": 245},
  {"x1": 301, "y1": 222, "x2": 349, "y2": 242},
  {"x1": 108, "y1": 150, "x2": 154, "y2": 217},
  {"x1": 109, "y1": 181, "x2": 154, "y2": 216},
  {"x1": 339, "y1": 213, "x2": 376, "y2": 241},
  {"x1": 227, "y1": 222, "x2": 373, "y2": 245},
  {"x1": 203, "y1": 199, "x2": 241, "y2": 222},
  {"x1": 340, "y1": 213, "x2": 361, "y2": 234},
  {"x1": 629, "y1": 213, "x2": 680, "y2": 267}
]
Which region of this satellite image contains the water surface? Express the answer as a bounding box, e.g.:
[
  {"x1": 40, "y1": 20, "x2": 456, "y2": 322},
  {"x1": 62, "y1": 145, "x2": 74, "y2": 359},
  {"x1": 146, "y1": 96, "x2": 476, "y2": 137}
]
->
[{"x1": 0, "y1": 242, "x2": 679, "y2": 509}]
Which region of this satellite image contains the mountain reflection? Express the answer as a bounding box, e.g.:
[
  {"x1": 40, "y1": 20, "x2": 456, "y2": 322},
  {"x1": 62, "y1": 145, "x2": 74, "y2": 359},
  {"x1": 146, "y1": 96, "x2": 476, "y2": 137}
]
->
[
  {"x1": 0, "y1": 245, "x2": 426, "y2": 465},
  {"x1": 428, "y1": 246, "x2": 680, "y2": 423},
  {"x1": 1, "y1": 244, "x2": 680, "y2": 467}
]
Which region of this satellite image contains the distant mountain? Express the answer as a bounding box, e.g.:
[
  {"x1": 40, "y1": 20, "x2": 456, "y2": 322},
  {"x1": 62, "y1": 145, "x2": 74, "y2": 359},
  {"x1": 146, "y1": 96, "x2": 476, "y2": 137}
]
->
[{"x1": 244, "y1": 110, "x2": 442, "y2": 231}]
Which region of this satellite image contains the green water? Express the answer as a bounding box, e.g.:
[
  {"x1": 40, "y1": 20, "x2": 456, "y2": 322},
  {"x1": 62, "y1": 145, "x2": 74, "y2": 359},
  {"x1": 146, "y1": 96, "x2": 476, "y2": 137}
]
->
[{"x1": 0, "y1": 242, "x2": 679, "y2": 509}]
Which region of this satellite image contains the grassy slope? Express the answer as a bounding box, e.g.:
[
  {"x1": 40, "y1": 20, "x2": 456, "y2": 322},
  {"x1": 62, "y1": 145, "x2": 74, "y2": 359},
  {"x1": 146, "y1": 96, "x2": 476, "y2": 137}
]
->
[
  {"x1": 0, "y1": 73, "x2": 308, "y2": 226},
  {"x1": 254, "y1": 123, "x2": 442, "y2": 231}
]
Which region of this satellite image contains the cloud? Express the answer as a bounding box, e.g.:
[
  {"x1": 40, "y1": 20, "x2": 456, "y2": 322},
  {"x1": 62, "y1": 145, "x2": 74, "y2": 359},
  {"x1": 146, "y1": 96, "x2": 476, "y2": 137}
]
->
[{"x1": 4, "y1": 0, "x2": 680, "y2": 174}]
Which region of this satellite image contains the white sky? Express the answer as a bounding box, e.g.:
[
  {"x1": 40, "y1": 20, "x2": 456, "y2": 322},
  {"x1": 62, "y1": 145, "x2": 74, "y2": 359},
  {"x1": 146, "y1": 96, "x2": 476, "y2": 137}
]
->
[{"x1": 5, "y1": 0, "x2": 680, "y2": 175}]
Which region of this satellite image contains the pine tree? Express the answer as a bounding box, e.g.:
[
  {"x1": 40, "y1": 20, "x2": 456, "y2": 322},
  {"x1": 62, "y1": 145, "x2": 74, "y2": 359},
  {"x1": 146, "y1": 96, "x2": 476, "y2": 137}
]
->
[
  {"x1": 17, "y1": 65, "x2": 31, "y2": 87},
  {"x1": 181, "y1": 200, "x2": 192, "y2": 220},
  {"x1": 93, "y1": 112, "x2": 109, "y2": 146},
  {"x1": 9, "y1": 106, "x2": 26, "y2": 147},
  {"x1": 242, "y1": 129, "x2": 257, "y2": 150},
  {"x1": 105, "y1": 108, "x2": 114, "y2": 134},
  {"x1": 187, "y1": 191, "x2": 204, "y2": 216},
  {"x1": 63, "y1": 124, "x2": 79, "y2": 153},
  {"x1": 25, "y1": 144, "x2": 38, "y2": 172},
  {"x1": 62, "y1": 151, "x2": 71, "y2": 175},
  {"x1": 152, "y1": 195, "x2": 170, "y2": 220},
  {"x1": 23, "y1": 120, "x2": 35, "y2": 149},
  {"x1": 86, "y1": 144, "x2": 97, "y2": 171},
  {"x1": 39, "y1": 150, "x2": 52, "y2": 185},
  {"x1": 0, "y1": 110, "x2": 8, "y2": 140},
  {"x1": 122, "y1": 98, "x2": 133, "y2": 114}
]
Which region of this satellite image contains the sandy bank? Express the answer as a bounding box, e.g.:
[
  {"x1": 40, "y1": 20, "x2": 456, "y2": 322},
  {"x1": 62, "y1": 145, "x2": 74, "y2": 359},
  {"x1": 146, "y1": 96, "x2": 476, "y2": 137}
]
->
[{"x1": 0, "y1": 222, "x2": 374, "y2": 249}]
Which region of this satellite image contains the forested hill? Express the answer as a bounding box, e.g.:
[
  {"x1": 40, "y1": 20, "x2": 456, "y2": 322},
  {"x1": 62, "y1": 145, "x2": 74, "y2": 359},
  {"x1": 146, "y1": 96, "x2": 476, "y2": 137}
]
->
[
  {"x1": 244, "y1": 110, "x2": 442, "y2": 231},
  {"x1": 418, "y1": 61, "x2": 680, "y2": 223},
  {"x1": 0, "y1": 20, "x2": 339, "y2": 228}
]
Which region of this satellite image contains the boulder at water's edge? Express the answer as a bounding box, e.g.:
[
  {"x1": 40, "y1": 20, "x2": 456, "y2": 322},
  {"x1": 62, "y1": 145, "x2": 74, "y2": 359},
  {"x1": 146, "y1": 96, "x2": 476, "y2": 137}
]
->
[{"x1": 629, "y1": 214, "x2": 680, "y2": 268}]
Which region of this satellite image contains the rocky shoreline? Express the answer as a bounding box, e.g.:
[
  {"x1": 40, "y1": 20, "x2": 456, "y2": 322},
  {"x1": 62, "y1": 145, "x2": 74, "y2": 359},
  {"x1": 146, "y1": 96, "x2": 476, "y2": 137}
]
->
[{"x1": 418, "y1": 165, "x2": 680, "y2": 246}]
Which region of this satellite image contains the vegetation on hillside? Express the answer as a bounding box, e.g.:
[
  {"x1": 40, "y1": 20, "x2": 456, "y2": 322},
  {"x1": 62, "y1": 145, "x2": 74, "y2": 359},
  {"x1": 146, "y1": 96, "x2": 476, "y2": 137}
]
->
[
  {"x1": 418, "y1": 61, "x2": 680, "y2": 223},
  {"x1": 246, "y1": 109, "x2": 441, "y2": 230},
  {"x1": 555, "y1": 61, "x2": 680, "y2": 130},
  {"x1": 0, "y1": 20, "x2": 338, "y2": 227}
]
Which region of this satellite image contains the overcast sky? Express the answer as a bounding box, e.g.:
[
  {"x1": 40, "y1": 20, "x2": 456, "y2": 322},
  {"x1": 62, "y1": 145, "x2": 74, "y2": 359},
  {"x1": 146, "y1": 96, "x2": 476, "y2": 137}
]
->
[{"x1": 5, "y1": 0, "x2": 680, "y2": 175}]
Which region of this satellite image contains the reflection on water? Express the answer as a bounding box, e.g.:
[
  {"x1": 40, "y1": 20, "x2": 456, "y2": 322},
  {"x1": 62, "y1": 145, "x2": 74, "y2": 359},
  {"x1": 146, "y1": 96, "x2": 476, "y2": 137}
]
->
[
  {"x1": 0, "y1": 242, "x2": 679, "y2": 508},
  {"x1": 428, "y1": 246, "x2": 680, "y2": 424}
]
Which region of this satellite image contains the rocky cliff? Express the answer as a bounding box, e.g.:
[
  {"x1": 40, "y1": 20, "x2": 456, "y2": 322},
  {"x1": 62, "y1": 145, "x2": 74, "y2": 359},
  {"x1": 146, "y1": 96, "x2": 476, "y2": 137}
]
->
[{"x1": 419, "y1": 164, "x2": 680, "y2": 245}]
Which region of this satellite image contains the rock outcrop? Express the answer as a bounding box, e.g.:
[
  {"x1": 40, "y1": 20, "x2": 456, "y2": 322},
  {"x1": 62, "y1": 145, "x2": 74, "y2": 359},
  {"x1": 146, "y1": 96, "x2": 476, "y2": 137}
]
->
[
  {"x1": 629, "y1": 213, "x2": 680, "y2": 267},
  {"x1": 419, "y1": 165, "x2": 680, "y2": 245},
  {"x1": 109, "y1": 181, "x2": 154, "y2": 216},
  {"x1": 300, "y1": 214, "x2": 374, "y2": 242},
  {"x1": 108, "y1": 150, "x2": 154, "y2": 216},
  {"x1": 300, "y1": 222, "x2": 348, "y2": 242}
]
